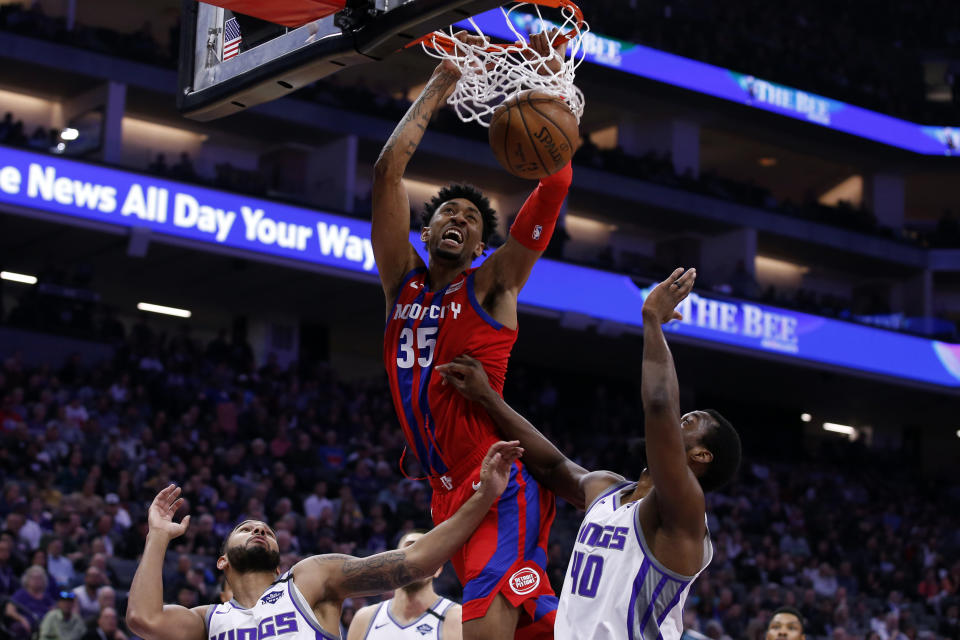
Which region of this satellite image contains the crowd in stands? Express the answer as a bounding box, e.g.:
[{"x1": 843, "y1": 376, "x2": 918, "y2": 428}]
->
[
  {"x1": 0, "y1": 309, "x2": 958, "y2": 639},
  {"x1": 0, "y1": 3, "x2": 175, "y2": 68},
  {"x1": 146, "y1": 152, "x2": 268, "y2": 200},
  {"x1": 585, "y1": 0, "x2": 960, "y2": 123},
  {"x1": 4, "y1": 0, "x2": 959, "y2": 125}
]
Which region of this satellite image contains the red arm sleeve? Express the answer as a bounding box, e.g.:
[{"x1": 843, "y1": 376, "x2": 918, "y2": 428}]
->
[{"x1": 508, "y1": 162, "x2": 573, "y2": 251}]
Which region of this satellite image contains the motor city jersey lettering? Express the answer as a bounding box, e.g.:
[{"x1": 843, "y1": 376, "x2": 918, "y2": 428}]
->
[{"x1": 383, "y1": 269, "x2": 516, "y2": 477}]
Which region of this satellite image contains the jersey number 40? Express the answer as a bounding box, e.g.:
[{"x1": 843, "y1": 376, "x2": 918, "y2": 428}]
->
[{"x1": 569, "y1": 551, "x2": 604, "y2": 598}]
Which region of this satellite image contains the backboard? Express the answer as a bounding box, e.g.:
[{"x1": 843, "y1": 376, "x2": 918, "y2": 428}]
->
[{"x1": 177, "y1": 0, "x2": 506, "y2": 121}]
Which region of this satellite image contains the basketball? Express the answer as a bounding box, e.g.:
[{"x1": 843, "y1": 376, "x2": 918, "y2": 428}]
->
[{"x1": 489, "y1": 90, "x2": 579, "y2": 180}]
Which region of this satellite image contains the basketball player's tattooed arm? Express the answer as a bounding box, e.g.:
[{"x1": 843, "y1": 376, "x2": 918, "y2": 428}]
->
[
  {"x1": 292, "y1": 441, "x2": 523, "y2": 603},
  {"x1": 372, "y1": 52, "x2": 463, "y2": 304},
  {"x1": 640, "y1": 267, "x2": 706, "y2": 533},
  {"x1": 437, "y1": 356, "x2": 624, "y2": 510},
  {"x1": 127, "y1": 485, "x2": 209, "y2": 640}
]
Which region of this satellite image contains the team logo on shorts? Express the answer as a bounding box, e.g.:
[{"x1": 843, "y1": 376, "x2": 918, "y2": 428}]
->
[
  {"x1": 261, "y1": 590, "x2": 284, "y2": 604},
  {"x1": 532, "y1": 225, "x2": 543, "y2": 240},
  {"x1": 509, "y1": 567, "x2": 540, "y2": 595}
]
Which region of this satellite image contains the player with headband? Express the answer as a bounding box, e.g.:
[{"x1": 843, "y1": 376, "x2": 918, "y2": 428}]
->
[{"x1": 373, "y1": 30, "x2": 572, "y2": 640}]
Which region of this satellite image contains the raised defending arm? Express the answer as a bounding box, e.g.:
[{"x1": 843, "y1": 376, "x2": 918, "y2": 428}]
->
[
  {"x1": 293, "y1": 441, "x2": 522, "y2": 603},
  {"x1": 436, "y1": 355, "x2": 586, "y2": 507},
  {"x1": 436, "y1": 355, "x2": 625, "y2": 510},
  {"x1": 639, "y1": 268, "x2": 706, "y2": 532},
  {"x1": 372, "y1": 60, "x2": 460, "y2": 301},
  {"x1": 126, "y1": 486, "x2": 208, "y2": 640}
]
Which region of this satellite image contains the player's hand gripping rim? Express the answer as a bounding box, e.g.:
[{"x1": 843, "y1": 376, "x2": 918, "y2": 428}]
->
[
  {"x1": 523, "y1": 27, "x2": 567, "y2": 76},
  {"x1": 642, "y1": 267, "x2": 697, "y2": 325}
]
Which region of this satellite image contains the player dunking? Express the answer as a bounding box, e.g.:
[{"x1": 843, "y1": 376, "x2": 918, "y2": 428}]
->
[
  {"x1": 437, "y1": 268, "x2": 743, "y2": 640},
  {"x1": 347, "y1": 531, "x2": 462, "y2": 640},
  {"x1": 373, "y1": 33, "x2": 571, "y2": 640},
  {"x1": 126, "y1": 443, "x2": 521, "y2": 640}
]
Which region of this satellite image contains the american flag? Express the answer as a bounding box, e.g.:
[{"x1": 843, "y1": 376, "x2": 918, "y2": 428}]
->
[{"x1": 222, "y1": 17, "x2": 242, "y2": 60}]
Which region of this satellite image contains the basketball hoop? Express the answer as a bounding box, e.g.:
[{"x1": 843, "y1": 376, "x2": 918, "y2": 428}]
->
[{"x1": 415, "y1": 0, "x2": 587, "y2": 127}]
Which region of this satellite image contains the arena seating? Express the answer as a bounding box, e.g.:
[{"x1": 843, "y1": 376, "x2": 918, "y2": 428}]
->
[{"x1": 0, "y1": 328, "x2": 957, "y2": 639}]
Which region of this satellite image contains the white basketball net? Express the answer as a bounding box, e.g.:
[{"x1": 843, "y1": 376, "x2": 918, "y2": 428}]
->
[{"x1": 420, "y1": 2, "x2": 588, "y2": 127}]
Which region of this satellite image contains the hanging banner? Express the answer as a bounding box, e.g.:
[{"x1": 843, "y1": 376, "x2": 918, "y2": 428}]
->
[{"x1": 1, "y1": 146, "x2": 958, "y2": 388}]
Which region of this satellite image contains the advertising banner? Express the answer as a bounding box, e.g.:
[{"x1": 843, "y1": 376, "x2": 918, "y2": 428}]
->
[
  {"x1": 456, "y1": 11, "x2": 960, "y2": 156},
  {"x1": 1, "y1": 146, "x2": 957, "y2": 388}
]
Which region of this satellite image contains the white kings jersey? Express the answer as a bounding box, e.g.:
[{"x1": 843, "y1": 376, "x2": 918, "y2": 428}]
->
[
  {"x1": 556, "y1": 482, "x2": 713, "y2": 640},
  {"x1": 205, "y1": 572, "x2": 340, "y2": 640},
  {"x1": 362, "y1": 597, "x2": 456, "y2": 640}
]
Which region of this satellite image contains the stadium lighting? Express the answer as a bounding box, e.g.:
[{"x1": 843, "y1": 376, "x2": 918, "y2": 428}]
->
[
  {"x1": 1, "y1": 271, "x2": 38, "y2": 285},
  {"x1": 823, "y1": 422, "x2": 856, "y2": 436},
  {"x1": 137, "y1": 302, "x2": 192, "y2": 318},
  {"x1": 59, "y1": 128, "x2": 79, "y2": 141},
  {"x1": 956, "y1": 430, "x2": 960, "y2": 439},
  {"x1": 800, "y1": 413, "x2": 812, "y2": 422}
]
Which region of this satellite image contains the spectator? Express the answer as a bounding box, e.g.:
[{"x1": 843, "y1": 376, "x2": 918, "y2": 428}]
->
[
  {"x1": 71, "y1": 567, "x2": 105, "y2": 620},
  {"x1": 211, "y1": 502, "x2": 234, "y2": 540},
  {"x1": 812, "y1": 563, "x2": 839, "y2": 598},
  {"x1": 317, "y1": 430, "x2": 346, "y2": 471},
  {"x1": 46, "y1": 539, "x2": 75, "y2": 588},
  {"x1": 10, "y1": 565, "x2": 56, "y2": 635},
  {"x1": 303, "y1": 481, "x2": 333, "y2": 520},
  {"x1": 94, "y1": 587, "x2": 117, "y2": 619},
  {"x1": 38, "y1": 591, "x2": 86, "y2": 640},
  {"x1": 0, "y1": 537, "x2": 19, "y2": 598},
  {"x1": 147, "y1": 154, "x2": 168, "y2": 176},
  {"x1": 81, "y1": 606, "x2": 126, "y2": 640},
  {"x1": 939, "y1": 603, "x2": 960, "y2": 640},
  {"x1": 102, "y1": 495, "x2": 130, "y2": 531}
]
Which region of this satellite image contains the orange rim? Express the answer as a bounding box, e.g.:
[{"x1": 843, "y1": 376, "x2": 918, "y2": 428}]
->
[{"x1": 406, "y1": 0, "x2": 584, "y2": 52}]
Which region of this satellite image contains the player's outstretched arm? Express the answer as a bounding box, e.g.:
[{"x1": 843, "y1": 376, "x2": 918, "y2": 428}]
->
[
  {"x1": 293, "y1": 441, "x2": 522, "y2": 604},
  {"x1": 372, "y1": 61, "x2": 460, "y2": 301},
  {"x1": 474, "y1": 31, "x2": 573, "y2": 310},
  {"x1": 474, "y1": 161, "x2": 572, "y2": 313},
  {"x1": 126, "y1": 485, "x2": 208, "y2": 640},
  {"x1": 640, "y1": 268, "x2": 706, "y2": 533},
  {"x1": 437, "y1": 356, "x2": 622, "y2": 510}
]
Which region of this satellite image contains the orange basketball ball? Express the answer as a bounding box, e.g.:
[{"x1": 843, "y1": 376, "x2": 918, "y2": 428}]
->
[{"x1": 489, "y1": 90, "x2": 578, "y2": 179}]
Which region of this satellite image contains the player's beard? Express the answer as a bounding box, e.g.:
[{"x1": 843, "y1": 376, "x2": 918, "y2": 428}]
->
[
  {"x1": 400, "y1": 576, "x2": 433, "y2": 594},
  {"x1": 226, "y1": 543, "x2": 281, "y2": 574},
  {"x1": 431, "y1": 235, "x2": 472, "y2": 264},
  {"x1": 432, "y1": 244, "x2": 463, "y2": 262}
]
